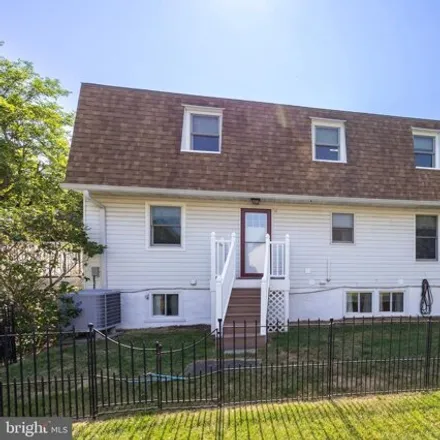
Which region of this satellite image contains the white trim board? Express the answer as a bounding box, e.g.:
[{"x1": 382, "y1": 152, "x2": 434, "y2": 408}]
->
[{"x1": 62, "y1": 183, "x2": 440, "y2": 209}]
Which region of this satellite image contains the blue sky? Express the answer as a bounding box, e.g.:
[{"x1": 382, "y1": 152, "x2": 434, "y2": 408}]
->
[{"x1": 2, "y1": 0, "x2": 440, "y2": 118}]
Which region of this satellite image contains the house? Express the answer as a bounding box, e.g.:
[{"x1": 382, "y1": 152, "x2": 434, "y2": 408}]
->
[{"x1": 64, "y1": 83, "x2": 440, "y2": 345}]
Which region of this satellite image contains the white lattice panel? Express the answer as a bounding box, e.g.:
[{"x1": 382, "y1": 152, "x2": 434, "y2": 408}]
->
[{"x1": 267, "y1": 290, "x2": 287, "y2": 332}]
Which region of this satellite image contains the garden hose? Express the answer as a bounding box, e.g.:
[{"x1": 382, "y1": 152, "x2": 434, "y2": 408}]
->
[{"x1": 420, "y1": 279, "x2": 433, "y2": 315}]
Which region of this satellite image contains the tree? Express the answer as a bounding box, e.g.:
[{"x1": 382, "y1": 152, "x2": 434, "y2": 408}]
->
[{"x1": 0, "y1": 49, "x2": 103, "y2": 335}]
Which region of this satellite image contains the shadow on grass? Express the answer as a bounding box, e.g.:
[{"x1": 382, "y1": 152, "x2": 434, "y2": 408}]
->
[{"x1": 73, "y1": 392, "x2": 440, "y2": 439}]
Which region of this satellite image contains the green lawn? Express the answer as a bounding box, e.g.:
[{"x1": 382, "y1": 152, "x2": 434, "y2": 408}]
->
[
  {"x1": 73, "y1": 391, "x2": 440, "y2": 439},
  {"x1": 4, "y1": 325, "x2": 215, "y2": 380},
  {"x1": 2, "y1": 320, "x2": 440, "y2": 419},
  {"x1": 7, "y1": 319, "x2": 438, "y2": 380}
]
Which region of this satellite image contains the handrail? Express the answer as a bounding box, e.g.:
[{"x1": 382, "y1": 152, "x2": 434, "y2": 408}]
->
[
  {"x1": 260, "y1": 234, "x2": 271, "y2": 336},
  {"x1": 270, "y1": 234, "x2": 290, "y2": 278},
  {"x1": 213, "y1": 232, "x2": 236, "y2": 333},
  {"x1": 210, "y1": 233, "x2": 232, "y2": 280}
]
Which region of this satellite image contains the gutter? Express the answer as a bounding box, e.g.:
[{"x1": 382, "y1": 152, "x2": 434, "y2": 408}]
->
[
  {"x1": 83, "y1": 190, "x2": 108, "y2": 288},
  {"x1": 63, "y1": 183, "x2": 440, "y2": 209}
]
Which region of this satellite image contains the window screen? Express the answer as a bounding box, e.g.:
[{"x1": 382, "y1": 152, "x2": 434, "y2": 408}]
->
[
  {"x1": 150, "y1": 206, "x2": 182, "y2": 246},
  {"x1": 332, "y1": 213, "x2": 354, "y2": 243}
]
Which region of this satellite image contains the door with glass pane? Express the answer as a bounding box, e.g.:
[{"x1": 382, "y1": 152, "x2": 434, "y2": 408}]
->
[{"x1": 240, "y1": 209, "x2": 271, "y2": 277}]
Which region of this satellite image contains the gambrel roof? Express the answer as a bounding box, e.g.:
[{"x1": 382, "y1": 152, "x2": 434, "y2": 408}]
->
[{"x1": 66, "y1": 83, "x2": 440, "y2": 201}]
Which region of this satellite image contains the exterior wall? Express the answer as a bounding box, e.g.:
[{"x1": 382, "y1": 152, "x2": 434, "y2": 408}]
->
[
  {"x1": 84, "y1": 193, "x2": 440, "y2": 327},
  {"x1": 120, "y1": 289, "x2": 210, "y2": 329},
  {"x1": 84, "y1": 196, "x2": 104, "y2": 288},
  {"x1": 290, "y1": 287, "x2": 440, "y2": 321}
]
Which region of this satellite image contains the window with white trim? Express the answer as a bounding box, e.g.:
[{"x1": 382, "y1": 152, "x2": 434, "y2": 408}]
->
[
  {"x1": 311, "y1": 118, "x2": 347, "y2": 163},
  {"x1": 150, "y1": 206, "x2": 182, "y2": 246},
  {"x1": 332, "y1": 213, "x2": 354, "y2": 243},
  {"x1": 379, "y1": 292, "x2": 404, "y2": 313},
  {"x1": 416, "y1": 215, "x2": 437, "y2": 260},
  {"x1": 181, "y1": 105, "x2": 223, "y2": 153},
  {"x1": 346, "y1": 292, "x2": 372, "y2": 314},
  {"x1": 153, "y1": 294, "x2": 179, "y2": 316},
  {"x1": 413, "y1": 128, "x2": 440, "y2": 169}
]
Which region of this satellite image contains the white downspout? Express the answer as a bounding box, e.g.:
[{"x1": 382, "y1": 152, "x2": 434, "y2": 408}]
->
[
  {"x1": 210, "y1": 232, "x2": 217, "y2": 331},
  {"x1": 83, "y1": 190, "x2": 108, "y2": 288},
  {"x1": 326, "y1": 258, "x2": 331, "y2": 283}
]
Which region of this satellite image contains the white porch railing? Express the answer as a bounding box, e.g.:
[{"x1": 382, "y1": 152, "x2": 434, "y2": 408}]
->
[
  {"x1": 211, "y1": 234, "x2": 232, "y2": 278},
  {"x1": 261, "y1": 234, "x2": 290, "y2": 336},
  {"x1": 270, "y1": 234, "x2": 290, "y2": 279},
  {"x1": 260, "y1": 234, "x2": 271, "y2": 337},
  {"x1": 210, "y1": 232, "x2": 236, "y2": 332},
  {"x1": 211, "y1": 232, "x2": 290, "y2": 335}
]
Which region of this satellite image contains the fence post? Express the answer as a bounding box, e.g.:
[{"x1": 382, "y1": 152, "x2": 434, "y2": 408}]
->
[
  {"x1": 217, "y1": 318, "x2": 223, "y2": 407},
  {"x1": 424, "y1": 316, "x2": 433, "y2": 390},
  {"x1": 9, "y1": 306, "x2": 16, "y2": 364},
  {"x1": 155, "y1": 341, "x2": 163, "y2": 410},
  {"x1": 327, "y1": 318, "x2": 334, "y2": 398},
  {"x1": 3, "y1": 322, "x2": 10, "y2": 417},
  {"x1": 87, "y1": 323, "x2": 97, "y2": 419}
]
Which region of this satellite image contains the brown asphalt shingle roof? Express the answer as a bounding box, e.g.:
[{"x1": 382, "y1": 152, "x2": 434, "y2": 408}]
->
[{"x1": 66, "y1": 83, "x2": 440, "y2": 201}]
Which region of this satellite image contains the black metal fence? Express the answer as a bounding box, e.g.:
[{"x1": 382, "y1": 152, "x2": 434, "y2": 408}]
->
[
  {"x1": 0, "y1": 316, "x2": 440, "y2": 419},
  {"x1": 0, "y1": 305, "x2": 16, "y2": 364}
]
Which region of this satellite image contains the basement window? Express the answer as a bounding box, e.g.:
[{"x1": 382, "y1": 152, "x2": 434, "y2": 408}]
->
[
  {"x1": 311, "y1": 118, "x2": 347, "y2": 163},
  {"x1": 379, "y1": 292, "x2": 404, "y2": 313},
  {"x1": 181, "y1": 105, "x2": 223, "y2": 153},
  {"x1": 346, "y1": 292, "x2": 372, "y2": 314},
  {"x1": 153, "y1": 294, "x2": 179, "y2": 316}
]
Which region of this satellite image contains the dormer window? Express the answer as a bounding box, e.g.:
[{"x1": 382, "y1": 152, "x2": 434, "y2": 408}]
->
[
  {"x1": 311, "y1": 118, "x2": 347, "y2": 163},
  {"x1": 413, "y1": 128, "x2": 440, "y2": 169},
  {"x1": 181, "y1": 105, "x2": 223, "y2": 153},
  {"x1": 191, "y1": 115, "x2": 220, "y2": 151}
]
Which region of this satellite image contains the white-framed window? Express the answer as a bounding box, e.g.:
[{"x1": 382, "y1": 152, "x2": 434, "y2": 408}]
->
[
  {"x1": 346, "y1": 291, "x2": 372, "y2": 314},
  {"x1": 332, "y1": 213, "x2": 354, "y2": 243},
  {"x1": 415, "y1": 215, "x2": 437, "y2": 261},
  {"x1": 145, "y1": 202, "x2": 185, "y2": 249},
  {"x1": 311, "y1": 118, "x2": 347, "y2": 163},
  {"x1": 181, "y1": 105, "x2": 223, "y2": 153},
  {"x1": 379, "y1": 291, "x2": 404, "y2": 313},
  {"x1": 152, "y1": 293, "x2": 179, "y2": 316},
  {"x1": 413, "y1": 128, "x2": 440, "y2": 169},
  {"x1": 345, "y1": 289, "x2": 407, "y2": 316}
]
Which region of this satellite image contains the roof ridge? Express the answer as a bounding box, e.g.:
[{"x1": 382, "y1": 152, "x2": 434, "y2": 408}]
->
[{"x1": 80, "y1": 82, "x2": 440, "y2": 123}]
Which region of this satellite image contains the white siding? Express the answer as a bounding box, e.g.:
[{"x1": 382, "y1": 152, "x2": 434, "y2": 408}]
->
[
  {"x1": 84, "y1": 196, "x2": 104, "y2": 288},
  {"x1": 273, "y1": 206, "x2": 440, "y2": 288},
  {"x1": 100, "y1": 196, "x2": 239, "y2": 289},
  {"x1": 84, "y1": 196, "x2": 101, "y2": 243},
  {"x1": 84, "y1": 193, "x2": 440, "y2": 325}
]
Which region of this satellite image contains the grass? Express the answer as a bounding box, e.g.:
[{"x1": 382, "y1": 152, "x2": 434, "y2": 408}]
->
[
  {"x1": 0, "y1": 326, "x2": 217, "y2": 418},
  {"x1": 273, "y1": 318, "x2": 440, "y2": 361},
  {"x1": 73, "y1": 391, "x2": 440, "y2": 439},
  {"x1": 5, "y1": 319, "x2": 439, "y2": 380},
  {"x1": 3, "y1": 325, "x2": 216, "y2": 380},
  {"x1": 2, "y1": 320, "x2": 440, "y2": 419}
]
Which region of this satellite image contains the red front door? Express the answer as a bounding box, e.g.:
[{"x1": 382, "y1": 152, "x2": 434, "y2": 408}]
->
[{"x1": 240, "y1": 209, "x2": 271, "y2": 278}]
